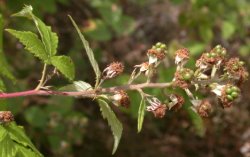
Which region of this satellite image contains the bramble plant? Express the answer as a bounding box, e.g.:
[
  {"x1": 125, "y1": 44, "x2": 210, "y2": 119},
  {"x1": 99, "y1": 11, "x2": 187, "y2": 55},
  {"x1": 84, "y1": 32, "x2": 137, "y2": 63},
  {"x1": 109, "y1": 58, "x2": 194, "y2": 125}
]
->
[{"x1": 0, "y1": 5, "x2": 249, "y2": 156}]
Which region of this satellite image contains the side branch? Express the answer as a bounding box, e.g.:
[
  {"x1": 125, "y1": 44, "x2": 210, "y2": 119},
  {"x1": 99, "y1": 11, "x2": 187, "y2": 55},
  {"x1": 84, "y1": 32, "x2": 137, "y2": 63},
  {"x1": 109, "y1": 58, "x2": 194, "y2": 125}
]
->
[{"x1": 0, "y1": 82, "x2": 173, "y2": 99}]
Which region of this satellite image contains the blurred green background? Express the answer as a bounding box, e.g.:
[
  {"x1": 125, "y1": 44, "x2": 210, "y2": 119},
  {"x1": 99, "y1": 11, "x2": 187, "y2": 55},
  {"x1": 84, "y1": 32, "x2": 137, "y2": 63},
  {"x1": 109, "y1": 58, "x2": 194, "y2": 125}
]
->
[{"x1": 1, "y1": 0, "x2": 250, "y2": 156}]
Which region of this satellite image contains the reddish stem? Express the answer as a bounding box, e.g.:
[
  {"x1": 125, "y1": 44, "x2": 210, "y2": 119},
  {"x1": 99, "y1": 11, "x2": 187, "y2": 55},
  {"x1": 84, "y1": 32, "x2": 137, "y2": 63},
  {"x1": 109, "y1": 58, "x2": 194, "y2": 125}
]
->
[{"x1": 0, "y1": 82, "x2": 173, "y2": 99}]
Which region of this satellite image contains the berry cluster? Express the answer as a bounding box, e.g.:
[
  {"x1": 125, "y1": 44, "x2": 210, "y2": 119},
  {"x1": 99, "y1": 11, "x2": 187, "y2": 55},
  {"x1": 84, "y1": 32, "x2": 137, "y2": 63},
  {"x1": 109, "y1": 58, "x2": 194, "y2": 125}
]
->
[
  {"x1": 151, "y1": 42, "x2": 168, "y2": 54},
  {"x1": 225, "y1": 85, "x2": 240, "y2": 101}
]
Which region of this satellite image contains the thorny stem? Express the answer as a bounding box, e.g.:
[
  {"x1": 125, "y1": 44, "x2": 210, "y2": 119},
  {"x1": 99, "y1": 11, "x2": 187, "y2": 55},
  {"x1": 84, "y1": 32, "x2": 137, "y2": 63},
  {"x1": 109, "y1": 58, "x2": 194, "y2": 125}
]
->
[
  {"x1": 0, "y1": 82, "x2": 173, "y2": 99},
  {"x1": 35, "y1": 64, "x2": 47, "y2": 91}
]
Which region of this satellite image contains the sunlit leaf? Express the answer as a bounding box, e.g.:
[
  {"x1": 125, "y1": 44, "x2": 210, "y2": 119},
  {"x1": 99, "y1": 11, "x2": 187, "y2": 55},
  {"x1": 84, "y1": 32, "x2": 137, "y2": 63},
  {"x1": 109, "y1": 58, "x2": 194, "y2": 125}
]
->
[
  {"x1": 51, "y1": 55, "x2": 75, "y2": 80},
  {"x1": 6, "y1": 29, "x2": 48, "y2": 62},
  {"x1": 12, "y1": 5, "x2": 58, "y2": 57},
  {"x1": 0, "y1": 123, "x2": 43, "y2": 157}
]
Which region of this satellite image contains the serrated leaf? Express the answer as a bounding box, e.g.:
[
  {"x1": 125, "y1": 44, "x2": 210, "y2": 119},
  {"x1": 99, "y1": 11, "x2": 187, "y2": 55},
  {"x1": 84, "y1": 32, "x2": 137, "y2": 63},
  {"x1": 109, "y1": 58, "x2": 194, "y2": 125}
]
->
[
  {"x1": 6, "y1": 29, "x2": 48, "y2": 62},
  {"x1": 5, "y1": 123, "x2": 42, "y2": 156},
  {"x1": 12, "y1": 5, "x2": 58, "y2": 57},
  {"x1": 0, "y1": 127, "x2": 17, "y2": 157},
  {"x1": 34, "y1": 18, "x2": 58, "y2": 56},
  {"x1": 0, "y1": 123, "x2": 43, "y2": 157},
  {"x1": 12, "y1": 5, "x2": 33, "y2": 18},
  {"x1": 137, "y1": 97, "x2": 145, "y2": 133},
  {"x1": 0, "y1": 14, "x2": 15, "y2": 81},
  {"x1": 51, "y1": 55, "x2": 75, "y2": 80},
  {"x1": 69, "y1": 15, "x2": 101, "y2": 87},
  {"x1": 98, "y1": 99, "x2": 123, "y2": 154},
  {"x1": 16, "y1": 145, "x2": 41, "y2": 157},
  {"x1": 60, "y1": 81, "x2": 93, "y2": 91}
]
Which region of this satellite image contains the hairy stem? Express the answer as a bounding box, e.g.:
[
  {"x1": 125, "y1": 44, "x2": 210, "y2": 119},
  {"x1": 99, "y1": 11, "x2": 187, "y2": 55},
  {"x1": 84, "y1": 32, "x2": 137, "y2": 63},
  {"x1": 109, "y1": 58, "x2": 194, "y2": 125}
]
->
[
  {"x1": 35, "y1": 64, "x2": 47, "y2": 90},
  {"x1": 0, "y1": 82, "x2": 173, "y2": 99}
]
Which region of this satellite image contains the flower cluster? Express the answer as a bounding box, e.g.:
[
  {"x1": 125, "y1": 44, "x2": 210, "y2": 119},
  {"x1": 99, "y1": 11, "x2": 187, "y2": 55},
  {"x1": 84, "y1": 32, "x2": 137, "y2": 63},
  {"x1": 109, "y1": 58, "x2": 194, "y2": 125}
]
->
[{"x1": 101, "y1": 42, "x2": 247, "y2": 119}]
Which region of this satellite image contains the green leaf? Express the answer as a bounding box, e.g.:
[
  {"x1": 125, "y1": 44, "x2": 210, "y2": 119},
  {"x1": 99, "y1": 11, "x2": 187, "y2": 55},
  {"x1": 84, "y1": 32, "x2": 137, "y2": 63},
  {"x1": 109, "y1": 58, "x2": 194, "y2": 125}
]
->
[
  {"x1": 222, "y1": 21, "x2": 235, "y2": 40},
  {"x1": 98, "y1": 99, "x2": 123, "y2": 154},
  {"x1": 0, "y1": 127, "x2": 17, "y2": 157},
  {"x1": 60, "y1": 81, "x2": 93, "y2": 91},
  {"x1": 34, "y1": 18, "x2": 58, "y2": 56},
  {"x1": 0, "y1": 123, "x2": 43, "y2": 157},
  {"x1": 69, "y1": 15, "x2": 101, "y2": 86},
  {"x1": 186, "y1": 107, "x2": 205, "y2": 137},
  {"x1": 12, "y1": 5, "x2": 58, "y2": 57},
  {"x1": 51, "y1": 55, "x2": 75, "y2": 80},
  {"x1": 137, "y1": 97, "x2": 145, "y2": 133},
  {"x1": 16, "y1": 145, "x2": 41, "y2": 157},
  {"x1": 6, "y1": 29, "x2": 48, "y2": 62},
  {"x1": 12, "y1": 5, "x2": 33, "y2": 18},
  {"x1": 0, "y1": 14, "x2": 15, "y2": 81}
]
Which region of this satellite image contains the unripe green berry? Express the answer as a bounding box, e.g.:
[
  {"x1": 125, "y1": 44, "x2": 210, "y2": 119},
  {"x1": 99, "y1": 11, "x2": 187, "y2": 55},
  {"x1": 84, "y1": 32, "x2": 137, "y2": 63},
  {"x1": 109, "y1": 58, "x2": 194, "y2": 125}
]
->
[
  {"x1": 156, "y1": 48, "x2": 162, "y2": 52},
  {"x1": 216, "y1": 45, "x2": 222, "y2": 50},
  {"x1": 232, "y1": 65, "x2": 238, "y2": 70},
  {"x1": 156, "y1": 42, "x2": 161, "y2": 47},
  {"x1": 206, "y1": 53, "x2": 211, "y2": 58},
  {"x1": 160, "y1": 44, "x2": 166, "y2": 49},
  {"x1": 226, "y1": 88, "x2": 233, "y2": 94},
  {"x1": 239, "y1": 61, "x2": 245, "y2": 66},
  {"x1": 183, "y1": 73, "x2": 192, "y2": 80},
  {"x1": 226, "y1": 95, "x2": 234, "y2": 101},
  {"x1": 221, "y1": 50, "x2": 226, "y2": 56},
  {"x1": 231, "y1": 92, "x2": 238, "y2": 98},
  {"x1": 152, "y1": 46, "x2": 156, "y2": 49},
  {"x1": 231, "y1": 86, "x2": 240, "y2": 92},
  {"x1": 210, "y1": 52, "x2": 216, "y2": 58}
]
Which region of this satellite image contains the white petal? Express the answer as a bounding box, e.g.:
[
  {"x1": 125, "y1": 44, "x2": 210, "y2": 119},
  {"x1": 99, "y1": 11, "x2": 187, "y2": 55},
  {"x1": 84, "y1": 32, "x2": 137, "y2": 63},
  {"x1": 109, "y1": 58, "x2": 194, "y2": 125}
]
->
[
  {"x1": 149, "y1": 56, "x2": 158, "y2": 64},
  {"x1": 175, "y1": 56, "x2": 182, "y2": 64},
  {"x1": 211, "y1": 84, "x2": 225, "y2": 96}
]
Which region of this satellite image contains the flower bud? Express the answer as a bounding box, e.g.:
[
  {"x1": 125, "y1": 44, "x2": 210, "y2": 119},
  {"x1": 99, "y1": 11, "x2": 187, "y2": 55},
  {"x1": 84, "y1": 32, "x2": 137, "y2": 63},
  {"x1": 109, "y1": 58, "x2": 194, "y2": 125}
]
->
[
  {"x1": 103, "y1": 62, "x2": 124, "y2": 79},
  {"x1": 0, "y1": 111, "x2": 14, "y2": 124}
]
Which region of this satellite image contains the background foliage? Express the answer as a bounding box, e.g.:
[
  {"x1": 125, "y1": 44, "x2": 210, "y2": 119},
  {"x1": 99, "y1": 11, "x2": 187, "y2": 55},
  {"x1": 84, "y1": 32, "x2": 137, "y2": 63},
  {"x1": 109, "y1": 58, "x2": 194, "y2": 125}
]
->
[{"x1": 0, "y1": 0, "x2": 250, "y2": 156}]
